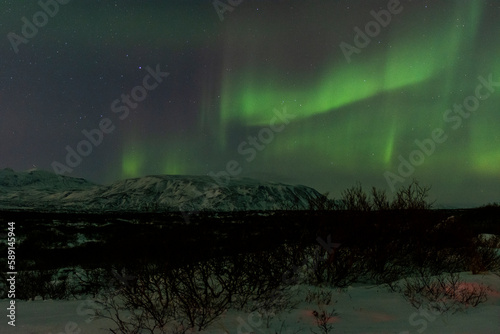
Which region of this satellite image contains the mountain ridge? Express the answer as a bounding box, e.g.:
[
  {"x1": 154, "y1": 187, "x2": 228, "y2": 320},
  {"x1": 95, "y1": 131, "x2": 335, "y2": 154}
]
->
[{"x1": 0, "y1": 168, "x2": 324, "y2": 213}]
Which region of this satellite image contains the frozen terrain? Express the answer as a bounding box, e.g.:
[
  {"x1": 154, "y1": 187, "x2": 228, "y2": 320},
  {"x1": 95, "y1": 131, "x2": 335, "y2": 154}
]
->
[
  {"x1": 0, "y1": 271, "x2": 499, "y2": 333},
  {"x1": 0, "y1": 168, "x2": 323, "y2": 213},
  {"x1": 1, "y1": 168, "x2": 499, "y2": 333}
]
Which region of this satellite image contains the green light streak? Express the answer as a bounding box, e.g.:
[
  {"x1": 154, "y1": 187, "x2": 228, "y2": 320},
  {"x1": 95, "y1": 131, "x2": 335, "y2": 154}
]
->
[
  {"x1": 122, "y1": 148, "x2": 145, "y2": 179},
  {"x1": 218, "y1": 1, "x2": 485, "y2": 141},
  {"x1": 162, "y1": 150, "x2": 187, "y2": 175},
  {"x1": 470, "y1": 115, "x2": 500, "y2": 175},
  {"x1": 384, "y1": 120, "x2": 397, "y2": 165},
  {"x1": 121, "y1": 138, "x2": 190, "y2": 178}
]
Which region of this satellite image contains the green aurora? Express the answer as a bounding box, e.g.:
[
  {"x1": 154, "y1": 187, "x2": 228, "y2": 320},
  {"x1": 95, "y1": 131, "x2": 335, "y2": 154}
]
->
[{"x1": 121, "y1": 1, "x2": 498, "y2": 205}]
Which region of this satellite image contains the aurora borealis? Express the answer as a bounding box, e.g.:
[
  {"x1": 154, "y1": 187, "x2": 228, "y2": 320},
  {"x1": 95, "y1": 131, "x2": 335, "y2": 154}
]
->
[{"x1": 1, "y1": 0, "x2": 499, "y2": 207}]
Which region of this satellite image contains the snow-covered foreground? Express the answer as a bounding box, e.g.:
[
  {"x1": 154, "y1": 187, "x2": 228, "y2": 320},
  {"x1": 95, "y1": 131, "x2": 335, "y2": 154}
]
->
[{"x1": 1, "y1": 272, "x2": 499, "y2": 334}]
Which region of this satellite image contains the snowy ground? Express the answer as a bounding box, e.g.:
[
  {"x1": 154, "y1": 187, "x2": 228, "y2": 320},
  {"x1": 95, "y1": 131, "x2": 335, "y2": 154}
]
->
[{"x1": 1, "y1": 272, "x2": 499, "y2": 334}]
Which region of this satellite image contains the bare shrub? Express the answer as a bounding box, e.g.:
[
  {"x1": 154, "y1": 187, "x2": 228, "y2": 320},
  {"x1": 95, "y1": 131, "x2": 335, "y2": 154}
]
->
[
  {"x1": 391, "y1": 180, "x2": 433, "y2": 210},
  {"x1": 250, "y1": 288, "x2": 298, "y2": 329},
  {"x1": 372, "y1": 257, "x2": 413, "y2": 291},
  {"x1": 401, "y1": 271, "x2": 489, "y2": 314},
  {"x1": 231, "y1": 246, "x2": 303, "y2": 328},
  {"x1": 96, "y1": 259, "x2": 238, "y2": 333},
  {"x1": 96, "y1": 252, "x2": 303, "y2": 333},
  {"x1": 469, "y1": 235, "x2": 500, "y2": 274},
  {"x1": 311, "y1": 305, "x2": 337, "y2": 334},
  {"x1": 305, "y1": 289, "x2": 333, "y2": 305},
  {"x1": 371, "y1": 186, "x2": 390, "y2": 210},
  {"x1": 96, "y1": 264, "x2": 178, "y2": 334},
  {"x1": 70, "y1": 267, "x2": 108, "y2": 298},
  {"x1": 338, "y1": 182, "x2": 372, "y2": 211},
  {"x1": 318, "y1": 180, "x2": 433, "y2": 212},
  {"x1": 168, "y1": 259, "x2": 235, "y2": 331},
  {"x1": 305, "y1": 288, "x2": 338, "y2": 334},
  {"x1": 232, "y1": 246, "x2": 302, "y2": 311},
  {"x1": 14, "y1": 269, "x2": 69, "y2": 300},
  {"x1": 310, "y1": 245, "x2": 367, "y2": 288},
  {"x1": 309, "y1": 192, "x2": 337, "y2": 210}
]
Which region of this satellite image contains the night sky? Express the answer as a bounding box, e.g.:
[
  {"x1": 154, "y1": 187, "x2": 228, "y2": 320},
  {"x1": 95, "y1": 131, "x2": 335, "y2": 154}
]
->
[{"x1": 1, "y1": 0, "x2": 499, "y2": 207}]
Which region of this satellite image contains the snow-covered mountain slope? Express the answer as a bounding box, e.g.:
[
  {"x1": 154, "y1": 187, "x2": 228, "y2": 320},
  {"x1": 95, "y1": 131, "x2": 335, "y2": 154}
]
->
[
  {"x1": 0, "y1": 168, "x2": 94, "y2": 190},
  {"x1": 0, "y1": 169, "x2": 324, "y2": 213}
]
